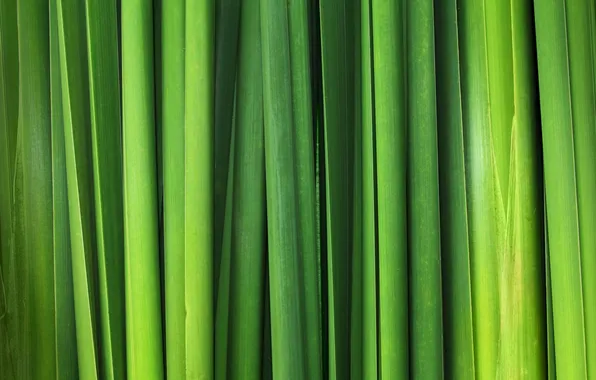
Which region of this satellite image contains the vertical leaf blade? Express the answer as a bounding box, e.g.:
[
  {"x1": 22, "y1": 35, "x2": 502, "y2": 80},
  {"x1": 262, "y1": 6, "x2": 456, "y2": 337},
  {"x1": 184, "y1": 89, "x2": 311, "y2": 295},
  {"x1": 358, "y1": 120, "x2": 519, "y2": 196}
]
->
[
  {"x1": 371, "y1": 0, "x2": 408, "y2": 376},
  {"x1": 85, "y1": 0, "x2": 127, "y2": 377},
  {"x1": 122, "y1": 0, "x2": 164, "y2": 377}
]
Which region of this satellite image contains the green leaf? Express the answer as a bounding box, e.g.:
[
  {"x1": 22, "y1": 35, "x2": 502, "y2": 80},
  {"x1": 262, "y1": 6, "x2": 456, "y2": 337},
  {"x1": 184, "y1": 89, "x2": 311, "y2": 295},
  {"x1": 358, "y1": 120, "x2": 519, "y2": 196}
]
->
[
  {"x1": 18, "y1": 0, "x2": 57, "y2": 378},
  {"x1": 319, "y1": 0, "x2": 356, "y2": 376},
  {"x1": 122, "y1": 0, "x2": 164, "y2": 377},
  {"x1": 56, "y1": 0, "x2": 100, "y2": 376},
  {"x1": 85, "y1": 0, "x2": 127, "y2": 377},
  {"x1": 228, "y1": 2, "x2": 266, "y2": 377},
  {"x1": 0, "y1": 0, "x2": 19, "y2": 374},
  {"x1": 434, "y1": 0, "x2": 475, "y2": 376},
  {"x1": 162, "y1": 0, "x2": 215, "y2": 376},
  {"x1": 406, "y1": 0, "x2": 443, "y2": 377},
  {"x1": 459, "y1": 0, "x2": 546, "y2": 376},
  {"x1": 261, "y1": 0, "x2": 306, "y2": 376},
  {"x1": 215, "y1": 122, "x2": 235, "y2": 380},
  {"x1": 535, "y1": 0, "x2": 590, "y2": 376},
  {"x1": 288, "y1": 0, "x2": 323, "y2": 378},
  {"x1": 214, "y1": 0, "x2": 241, "y2": 287},
  {"x1": 50, "y1": 0, "x2": 78, "y2": 377},
  {"x1": 360, "y1": 0, "x2": 377, "y2": 377},
  {"x1": 564, "y1": 0, "x2": 596, "y2": 376},
  {"x1": 162, "y1": 0, "x2": 185, "y2": 377},
  {"x1": 370, "y1": 0, "x2": 408, "y2": 376}
]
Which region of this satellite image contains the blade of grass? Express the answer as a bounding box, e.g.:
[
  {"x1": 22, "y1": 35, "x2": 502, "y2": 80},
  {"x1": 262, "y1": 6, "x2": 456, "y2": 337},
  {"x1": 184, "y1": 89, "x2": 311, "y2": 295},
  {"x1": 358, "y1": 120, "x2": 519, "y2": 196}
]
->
[
  {"x1": 534, "y1": 0, "x2": 587, "y2": 376},
  {"x1": 459, "y1": 0, "x2": 547, "y2": 376},
  {"x1": 457, "y1": 0, "x2": 500, "y2": 375},
  {"x1": 50, "y1": 0, "x2": 78, "y2": 377},
  {"x1": 122, "y1": 0, "x2": 164, "y2": 377},
  {"x1": 545, "y1": 206, "x2": 556, "y2": 380},
  {"x1": 85, "y1": 0, "x2": 127, "y2": 377},
  {"x1": 0, "y1": 0, "x2": 18, "y2": 374},
  {"x1": 56, "y1": 0, "x2": 101, "y2": 377},
  {"x1": 262, "y1": 273, "x2": 273, "y2": 380},
  {"x1": 18, "y1": 0, "x2": 57, "y2": 378},
  {"x1": 10, "y1": 129, "x2": 27, "y2": 379},
  {"x1": 228, "y1": 2, "x2": 266, "y2": 377},
  {"x1": 371, "y1": 0, "x2": 408, "y2": 376},
  {"x1": 288, "y1": 0, "x2": 323, "y2": 378},
  {"x1": 215, "y1": 121, "x2": 235, "y2": 380},
  {"x1": 406, "y1": 0, "x2": 443, "y2": 377},
  {"x1": 565, "y1": 0, "x2": 596, "y2": 376},
  {"x1": 260, "y1": 0, "x2": 306, "y2": 376},
  {"x1": 161, "y1": 0, "x2": 185, "y2": 375},
  {"x1": 495, "y1": 0, "x2": 546, "y2": 376},
  {"x1": 361, "y1": 0, "x2": 378, "y2": 377},
  {"x1": 0, "y1": 0, "x2": 18, "y2": 182},
  {"x1": 350, "y1": 8, "x2": 363, "y2": 373},
  {"x1": 433, "y1": 0, "x2": 476, "y2": 375},
  {"x1": 214, "y1": 0, "x2": 241, "y2": 287},
  {"x1": 319, "y1": 0, "x2": 356, "y2": 376},
  {"x1": 184, "y1": 0, "x2": 215, "y2": 376}
]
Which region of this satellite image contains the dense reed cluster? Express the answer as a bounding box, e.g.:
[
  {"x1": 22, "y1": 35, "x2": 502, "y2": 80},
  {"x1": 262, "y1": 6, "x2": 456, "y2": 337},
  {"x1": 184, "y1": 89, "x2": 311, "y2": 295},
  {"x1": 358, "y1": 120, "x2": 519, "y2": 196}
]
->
[{"x1": 1, "y1": 0, "x2": 595, "y2": 379}]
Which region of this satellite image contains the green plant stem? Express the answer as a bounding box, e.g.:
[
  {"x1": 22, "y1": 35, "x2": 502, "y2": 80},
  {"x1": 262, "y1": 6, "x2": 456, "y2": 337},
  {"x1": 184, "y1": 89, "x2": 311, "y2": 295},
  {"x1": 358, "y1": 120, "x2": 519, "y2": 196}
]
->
[
  {"x1": 288, "y1": 0, "x2": 322, "y2": 378},
  {"x1": 407, "y1": 0, "x2": 443, "y2": 377},
  {"x1": 50, "y1": 0, "x2": 78, "y2": 377},
  {"x1": 183, "y1": 0, "x2": 215, "y2": 376},
  {"x1": 162, "y1": 0, "x2": 185, "y2": 377},
  {"x1": 18, "y1": 0, "x2": 57, "y2": 378},
  {"x1": 260, "y1": 0, "x2": 306, "y2": 377},
  {"x1": 85, "y1": 0, "x2": 126, "y2": 377},
  {"x1": 319, "y1": 0, "x2": 355, "y2": 376},
  {"x1": 215, "y1": 121, "x2": 235, "y2": 380},
  {"x1": 433, "y1": 0, "x2": 475, "y2": 375},
  {"x1": 228, "y1": 3, "x2": 266, "y2": 377},
  {"x1": 534, "y1": 0, "x2": 587, "y2": 377},
  {"x1": 371, "y1": 0, "x2": 408, "y2": 377},
  {"x1": 361, "y1": 0, "x2": 377, "y2": 377},
  {"x1": 122, "y1": 0, "x2": 164, "y2": 377}
]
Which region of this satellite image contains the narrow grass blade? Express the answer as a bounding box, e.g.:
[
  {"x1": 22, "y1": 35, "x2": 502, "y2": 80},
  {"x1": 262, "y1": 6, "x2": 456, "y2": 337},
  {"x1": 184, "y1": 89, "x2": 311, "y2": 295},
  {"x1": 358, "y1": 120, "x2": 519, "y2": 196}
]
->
[
  {"x1": 262, "y1": 275, "x2": 273, "y2": 380},
  {"x1": 17, "y1": 0, "x2": 57, "y2": 378},
  {"x1": 122, "y1": 0, "x2": 164, "y2": 377},
  {"x1": 457, "y1": 0, "x2": 499, "y2": 375},
  {"x1": 215, "y1": 122, "x2": 235, "y2": 380},
  {"x1": 56, "y1": 0, "x2": 101, "y2": 377},
  {"x1": 0, "y1": 0, "x2": 18, "y2": 374},
  {"x1": 545, "y1": 207, "x2": 556, "y2": 379},
  {"x1": 85, "y1": 0, "x2": 127, "y2": 377},
  {"x1": 371, "y1": 0, "x2": 408, "y2": 376},
  {"x1": 0, "y1": 0, "x2": 18, "y2": 182},
  {"x1": 228, "y1": 3, "x2": 266, "y2": 377},
  {"x1": 10, "y1": 129, "x2": 27, "y2": 379},
  {"x1": 535, "y1": 0, "x2": 588, "y2": 377},
  {"x1": 406, "y1": 0, "x2": 443, "y2": 377},
  {"x1": 184, "y1": 0, "x2": 215, "y2": 376},
  {"x1": 163, "y1": 0, "x2": 215, "y2": 374},
  {"x1": 162, "y1": 0, "x2": 185, "y2": 376},
  {"x1": 433, "y1": 0, "x2": 475, "y2": 375},
  {"x1": 351, "y1": 149, "x2": 363, "y2": 380},
  {"x1": 261, "y1": 0, "x2": 306, "y2": 376},
  {"x1": 214, "y1": 0, "x2": 241, "y2": 285},
  {"x1": 288, "y1": 0, "x2": 323, "y2": 378},
  {"x1": 565, "y1": 0, "x2": 596, "y2": 376},
  {"x1": 361, "y1": 0, "x2": 378, "y2": 377},
  {"x1": 319, "y1": 0, "x2": 356, "y2": 376},
  {"x1": 50, "y1": 0, "x2": 78, "y2": 377},
  {"x1": 495, "y1": 0, "x2": 546, "y2": 376},
  {"x1": 459, "y1": 0, "x2": 546, "y2": 376},
  {"x1": 351, "y1": 35, "x2": 363, "y2": 377}
]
